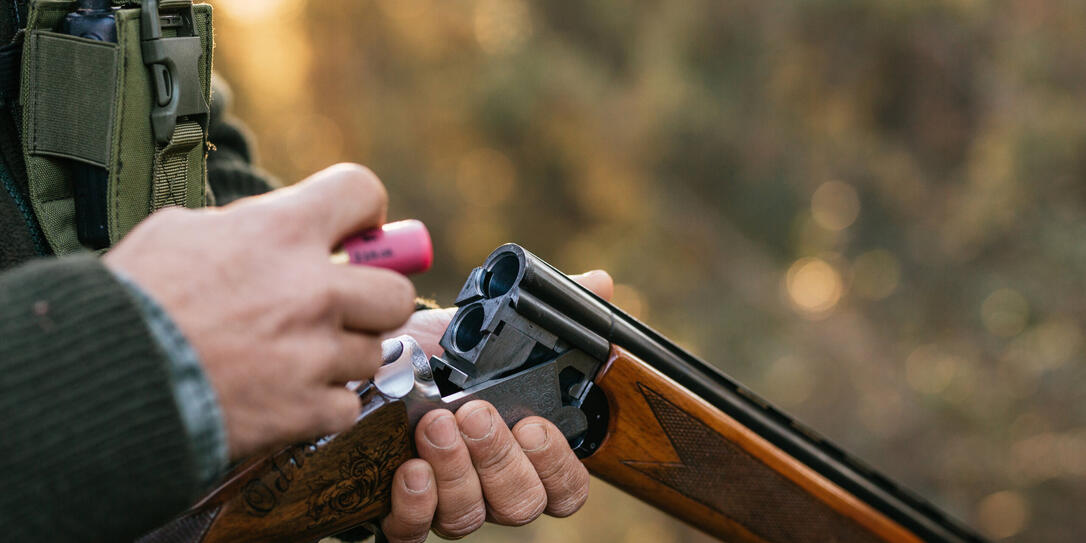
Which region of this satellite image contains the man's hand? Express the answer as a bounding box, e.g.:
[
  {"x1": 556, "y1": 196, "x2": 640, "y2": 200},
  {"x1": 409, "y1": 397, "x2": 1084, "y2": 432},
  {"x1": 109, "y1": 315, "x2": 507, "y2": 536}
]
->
[
  {"x1": 382, "y1": 271, "x2": 614, "y2": 542},
  {"x1": 105, "y1": 164, "x2": 416, "y2": 459}
]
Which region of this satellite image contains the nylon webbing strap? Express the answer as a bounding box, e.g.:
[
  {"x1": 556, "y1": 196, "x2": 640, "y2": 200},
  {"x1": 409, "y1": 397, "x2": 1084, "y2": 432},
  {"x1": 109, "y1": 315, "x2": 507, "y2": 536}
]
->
[{"x1": 149, "y1": 120, "x2": 202, "y2": 211}]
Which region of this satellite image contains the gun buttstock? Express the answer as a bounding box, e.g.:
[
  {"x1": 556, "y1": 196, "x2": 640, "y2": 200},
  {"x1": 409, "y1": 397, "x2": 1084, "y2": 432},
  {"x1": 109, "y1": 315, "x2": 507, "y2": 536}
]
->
[
  {"x1": 139, "y1": 390, "x2": 411, "y2": 543},
  {"x1": 582, "y1": 346, "x2": 921, "y2": 543}
]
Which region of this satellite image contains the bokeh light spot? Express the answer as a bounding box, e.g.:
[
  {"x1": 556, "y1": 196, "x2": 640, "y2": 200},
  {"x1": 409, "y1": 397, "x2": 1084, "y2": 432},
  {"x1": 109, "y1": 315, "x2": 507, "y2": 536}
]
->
[
  {"x1": 976, "y1": 490, "x2": 1029, "y2": 540},
  {"x1": 216, "y1": 0, "x2": 301, "y2": 23},
  {"x1": 1031, "y1": 319, "x2": 1082, "y2": 371},
  {"x1": 905, "y1": 345, "x2": 958, "y2": 395},
  {"x1": 762, "y1": 356, "x2": 815, "y2": 407},
  {"x1": 852, "y1": 249, "x2": 901, "y2": 300},
  {"x1": 786, "y1": 257, "x2": 843, "y2": 316},
  {"x1": 1003, "y1": 318, "x2": 1083, "y2": 375},
  {"x1": 811, "y1": 181, "x2": 860, "y2": 231},
  {"x1": 981, "y1": 288, "x2": 1029, "y2": 337}
]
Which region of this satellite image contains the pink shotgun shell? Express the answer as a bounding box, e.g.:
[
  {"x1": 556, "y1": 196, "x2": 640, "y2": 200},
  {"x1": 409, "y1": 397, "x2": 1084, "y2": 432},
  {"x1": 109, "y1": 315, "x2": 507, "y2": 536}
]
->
[{"x1": 341, "y1": 219, "x2": 433, "y2": 275}]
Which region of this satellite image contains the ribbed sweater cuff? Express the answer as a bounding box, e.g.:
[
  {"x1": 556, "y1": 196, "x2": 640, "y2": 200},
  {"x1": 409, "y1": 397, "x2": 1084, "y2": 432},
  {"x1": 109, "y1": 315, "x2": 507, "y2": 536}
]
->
[{"x1": 0, "y1": 255, "x2": 200, "y2": 541}]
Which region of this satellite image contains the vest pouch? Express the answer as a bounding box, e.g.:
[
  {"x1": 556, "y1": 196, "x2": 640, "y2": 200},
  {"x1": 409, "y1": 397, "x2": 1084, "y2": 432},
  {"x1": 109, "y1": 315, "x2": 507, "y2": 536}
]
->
[{"x1": 20, "y1": 1, "x2": 213, "y2": 255}]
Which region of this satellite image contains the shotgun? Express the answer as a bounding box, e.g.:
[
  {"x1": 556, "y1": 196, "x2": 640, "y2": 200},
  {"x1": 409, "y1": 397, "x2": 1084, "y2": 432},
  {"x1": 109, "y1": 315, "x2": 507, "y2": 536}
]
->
[{"x1": 142, "y1": 244, "x2": 987, "y2": 543}]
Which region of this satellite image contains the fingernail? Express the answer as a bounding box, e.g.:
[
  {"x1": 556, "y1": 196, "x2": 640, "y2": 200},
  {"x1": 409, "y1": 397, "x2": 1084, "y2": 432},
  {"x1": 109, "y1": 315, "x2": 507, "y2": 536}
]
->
[
  {"x1": 402, "y1": 462, "x2": 432, "y2": 494},
  {"x1": 517, "y1": 423, "x2": 549, "y2": 452},
  {"x1": 424, "y1": 414, "x2": 457, "y2": 449},
  {"x1": 460, "y1": 406, "x2": 495, "y2": 441}
]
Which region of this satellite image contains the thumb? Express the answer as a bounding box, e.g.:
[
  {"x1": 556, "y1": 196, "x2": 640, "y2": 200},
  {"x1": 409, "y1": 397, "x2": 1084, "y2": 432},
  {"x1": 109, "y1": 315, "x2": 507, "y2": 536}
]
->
[{"x1": 571, "y1": 270, "x2": 614, "y2": 302}]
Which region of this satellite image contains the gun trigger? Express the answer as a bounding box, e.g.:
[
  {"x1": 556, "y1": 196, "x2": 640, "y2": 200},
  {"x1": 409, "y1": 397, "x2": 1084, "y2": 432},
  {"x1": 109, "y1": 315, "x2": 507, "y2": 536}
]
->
[
  {"x1": 374, "y1": 336, "x2": 427, "y2": 399},
  {"x1": 381, "y1": 338, "x2": 405, "y2": 365}
]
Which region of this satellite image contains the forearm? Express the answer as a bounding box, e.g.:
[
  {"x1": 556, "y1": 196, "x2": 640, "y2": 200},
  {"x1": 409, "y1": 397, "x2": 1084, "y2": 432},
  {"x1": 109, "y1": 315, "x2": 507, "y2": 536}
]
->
[
  {"x1": 113, "y1": 270, "x2": 229, "y2": 490},
  {"x1": 0, "y1": 256, "x2": 203, "y2": 541}
]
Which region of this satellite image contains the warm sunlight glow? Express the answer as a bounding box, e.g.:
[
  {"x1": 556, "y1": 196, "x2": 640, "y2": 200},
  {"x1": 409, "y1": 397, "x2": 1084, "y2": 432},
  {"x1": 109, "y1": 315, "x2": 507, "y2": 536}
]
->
[
  {"x1": 214, "y1": 0, "x2": 300, "y2": 23},
  {"x1": 811, "y1": 181, "x2": 860, "y2": 231},
  {"x1": 786, "y1": 257, "x2": 843, "y2": 316}
]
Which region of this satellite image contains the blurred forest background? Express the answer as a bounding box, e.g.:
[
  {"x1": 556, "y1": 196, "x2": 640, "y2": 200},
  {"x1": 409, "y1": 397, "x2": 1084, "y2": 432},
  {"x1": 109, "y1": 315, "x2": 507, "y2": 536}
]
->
[{"x1": 207, "y1": 0, "x2": 1086, "y2": 541}]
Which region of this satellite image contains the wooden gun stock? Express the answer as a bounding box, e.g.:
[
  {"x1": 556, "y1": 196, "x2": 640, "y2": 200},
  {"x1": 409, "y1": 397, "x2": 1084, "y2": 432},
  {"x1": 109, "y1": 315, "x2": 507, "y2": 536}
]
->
[
  {"x1": 140, "y1": 389, "x2": 409, "y2": 543},
  {"x1": 585, "y1": 346, "x2": 918, "y2": 543}
]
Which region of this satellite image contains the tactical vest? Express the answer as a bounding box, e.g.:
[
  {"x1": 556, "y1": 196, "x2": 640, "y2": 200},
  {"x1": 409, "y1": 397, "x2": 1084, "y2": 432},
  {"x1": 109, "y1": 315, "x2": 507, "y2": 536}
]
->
[{"x1": 1, "y1": 0, "x2": 212, "y2": 255}]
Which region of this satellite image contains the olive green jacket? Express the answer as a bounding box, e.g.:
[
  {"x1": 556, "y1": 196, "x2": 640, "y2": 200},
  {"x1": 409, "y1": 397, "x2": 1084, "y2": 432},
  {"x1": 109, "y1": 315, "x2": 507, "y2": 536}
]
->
[{"x1": 0, "y1": 76, "x2": 274, "y2": 541}]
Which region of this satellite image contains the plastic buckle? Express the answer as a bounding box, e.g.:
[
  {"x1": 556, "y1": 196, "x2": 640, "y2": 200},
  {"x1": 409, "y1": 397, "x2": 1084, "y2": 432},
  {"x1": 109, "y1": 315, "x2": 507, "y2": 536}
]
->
[{"x1": 140, "y1": 0, "x2": 208, "y2": 145}]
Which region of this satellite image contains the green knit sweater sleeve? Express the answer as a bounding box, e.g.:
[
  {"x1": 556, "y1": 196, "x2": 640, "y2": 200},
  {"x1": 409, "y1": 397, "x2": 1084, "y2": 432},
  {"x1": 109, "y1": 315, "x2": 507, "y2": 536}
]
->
[{"x1": 0, "y1": 255, "x2": 201, "y2": 541}]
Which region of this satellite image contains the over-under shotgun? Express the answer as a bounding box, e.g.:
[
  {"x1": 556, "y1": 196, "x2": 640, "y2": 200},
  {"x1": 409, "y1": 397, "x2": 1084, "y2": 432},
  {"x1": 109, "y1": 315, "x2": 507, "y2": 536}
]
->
[{"x1": 142, "y1": 244, "x2": 986, "y2": 543}]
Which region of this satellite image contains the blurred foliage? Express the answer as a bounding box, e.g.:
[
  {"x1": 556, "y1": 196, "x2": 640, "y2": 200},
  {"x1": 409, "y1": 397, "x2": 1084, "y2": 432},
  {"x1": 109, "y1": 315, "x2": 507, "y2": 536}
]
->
[{"x1": 208, "y1": 0, "x2": 1086, "y2": 540}]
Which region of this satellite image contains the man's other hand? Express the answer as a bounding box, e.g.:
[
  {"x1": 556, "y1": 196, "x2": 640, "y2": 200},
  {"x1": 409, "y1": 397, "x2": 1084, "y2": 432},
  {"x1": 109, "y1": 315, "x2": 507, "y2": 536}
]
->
[
  {"x1": 381, "y1": 271, "x2": 613, "y2": 542},
  {"x1": 105, "y1": 164, "x2": 416, "y2": 459}
]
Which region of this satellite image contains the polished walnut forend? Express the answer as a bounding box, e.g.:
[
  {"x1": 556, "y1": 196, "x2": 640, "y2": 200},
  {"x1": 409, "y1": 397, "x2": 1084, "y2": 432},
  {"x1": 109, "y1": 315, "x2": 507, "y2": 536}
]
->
[
  {"x1": 138, "y1": 388, "x2": 411, "y2": 543},
  {"x1": 582, "y1": 346, "x2": 922, "y2": 543}
]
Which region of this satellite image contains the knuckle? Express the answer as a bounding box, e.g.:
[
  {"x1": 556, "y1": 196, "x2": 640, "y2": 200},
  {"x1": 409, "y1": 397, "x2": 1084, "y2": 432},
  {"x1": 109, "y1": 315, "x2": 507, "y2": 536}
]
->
[
  {"x1": 306, "y1": 340, "x2": 343, "y2": 378},
  {"x1": 430, "y1": 452, "x2": 474, "y2": 485},
  {"x1": 436, "y1": 504, "x2": 486, "y2": 539},
  {"x1": 547, "y1": 492, "x2": 588, "y2": 518},
  {"x1": 391, "y1": 506, "x2": 433, "y2": 530},
  {"x1": 532, "y1": 452, "x2": 569, "y2": 482},
  {"x1": 545, "y1": 467, "x2": 590, "y2": 518},
  {"x1": 272, "y1": 221, "x2": 309, "y2": 247},
  {"x1": 490, "y1": 488, "x2": 547, "y2": 526},
  {"x1": 332, "y1": 162, "x2": 387, "y2": 204},
  {"x1": 312, "y1": 282, "x2": 339, "y2": 314},
  {"x1": 262, "y1": 202, "x2": 308, "y2": 237},
  {"x1": 474, "y1": 435, "x2": 519, "y2": 472},
  {"x1": 297, "y1": 281, "x2": 337, "y2": 322}
]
